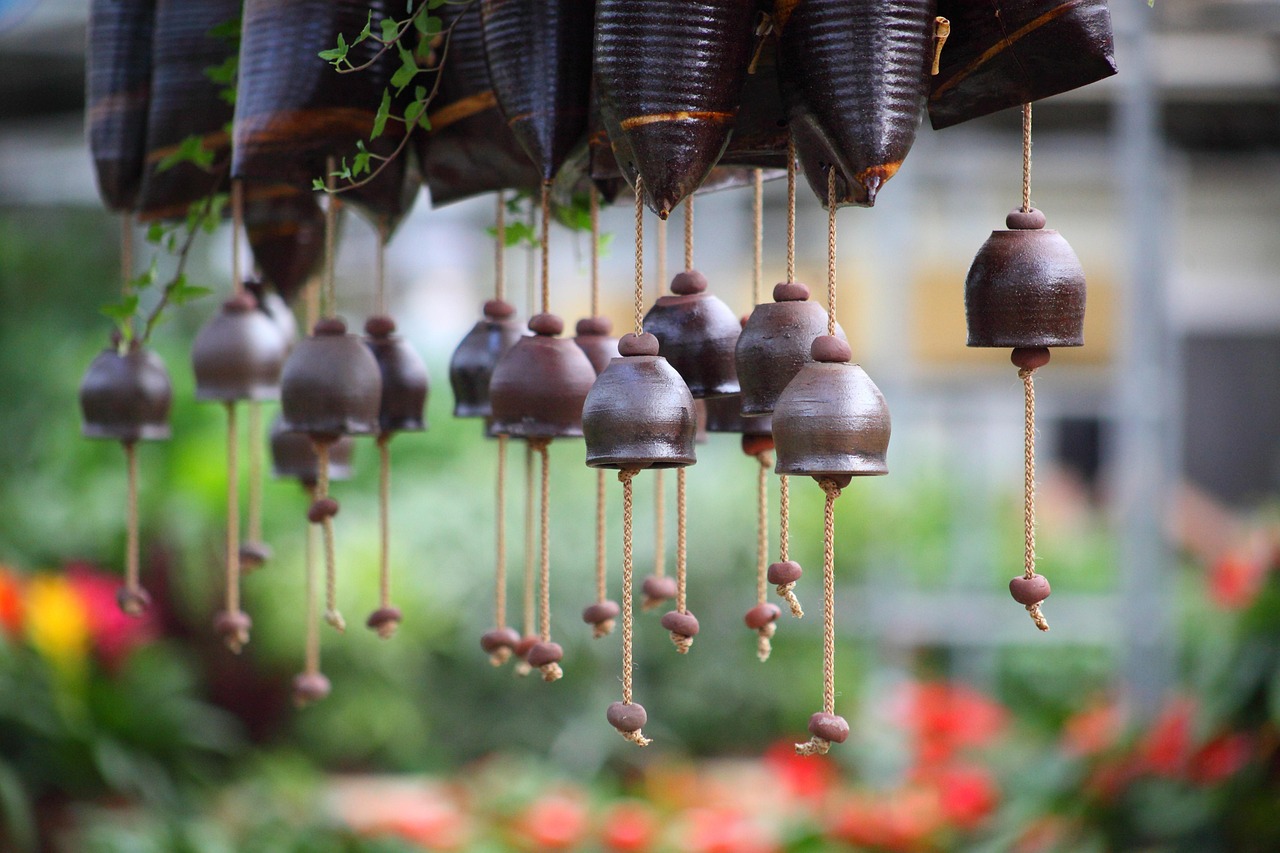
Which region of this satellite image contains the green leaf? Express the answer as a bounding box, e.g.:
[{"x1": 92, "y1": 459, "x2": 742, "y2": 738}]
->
[
  {"x1": 380, "y1": 16, "x2": 400, "y2": 42},
  {"x1": 353, "y1": 142, "x2": 372, "y2": 176},
  {"x1": 155, "y1": 135, "x2": 215, "y2": 173},
  {"x1": 390, "y1": 44, "x2": 419, "y2": 91},
  {"x1": 404, "y1": 98, "x2": 426, "y2": 129},
  {"x1": 203, "y1": 55, "x2": 237, "y2": 86},
  {"x1": 421, "y1": 14, "x2": 442, "y2": 36},
  {"x1": 319, "y1": 33, "x2": 348, "y2": 64},
  {"x1": 356, "y1": 11, "x2": 373, "y2": 43},
  {"x1": 208, "y1": 17, "x2": 241, "y2": 41},
  {"x1": 100, "y1": 294, "x2": 139, "y2": 324},
  {"x1": 145, "y1": 222, "x2": 167, "y2": 244},
  {"x1": 169, "y1": 276, "x2": 213, "y2": 307},
  {"x1": 372, "y1": 89, "x2": 392, "y2": 139},
  {"x1": 312, "y1": 178, "x2": 327, "y2": 192}
]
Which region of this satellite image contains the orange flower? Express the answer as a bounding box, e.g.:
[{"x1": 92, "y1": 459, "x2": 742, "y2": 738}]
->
[
  {"x1": 509, "y1": 792, "x2": 590, "y2": 851},
  {"x1": 0, "y1": 565, "x2": 24, "y2": 638},
  {"x1": 600, "y1": 801, "x2": 660, "y2": 853},
  {"x1": 24, "y1": 573, "x2": 90, "y2": 672}
]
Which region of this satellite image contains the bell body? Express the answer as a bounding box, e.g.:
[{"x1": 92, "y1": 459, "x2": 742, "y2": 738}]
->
[
  {"x1": 702, "y1": 393, "x2": 772, "y2": 437},
  {"x1": 736, "y1": 298, "x2": 842, "y2": 416},
  {"x1": 280, "y1": 328, "x2": 382, "y2": 439},
  {"x1": 573, "y1": 317, "x2": 619, "y2": 375},
  {"x1": 644, "y1": 291, "x2": 741, "y2": 398},
  {"x1": 270, "y1": 415, "x2": 354, "y2": 483},
  {"x1": 965, "y1": 222, "x2": 1086, "y2": 348},
  {"x1": 583, "y1": 355, "x2": 697, "y2": 469},
  {"x1": 449, "y1": 315, "x2": 524, "y2": 418},
  {"x1": 192, "y1": 298, "x2": 288, "y2": 402},
  {"x1": 775, "y1": 0, "x2": 936, "y2": 207},
  {"x1": 80, "y1": 345, "x2": 173, "y2": 442},
  {"x1": 773, "y1": 362, "x2": 890, "y2": 481},
  {"x1": 593, "y1": 0, "x2": 756, "y2": 217},
  {"x1": 365, "y1": 333, "x2": 429, "y2": 434},
  {"x1": 488, "y1": 333, "x2": 597, "y2": 439}
]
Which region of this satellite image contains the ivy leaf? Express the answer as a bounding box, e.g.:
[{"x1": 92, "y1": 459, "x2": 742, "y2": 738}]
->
[
  {"x1": 420, "y1": 14, "x2": 442, "y2": 36},
  {"x1": 380, "y1": 16, "x2": 400, "y2": 42},
  {"x1": 208, "y1": 17, "x2": 241, "y2": 41},
  {"x1": 390, "y1": 43, "x2": 419, "y2": 91},
  {"x1": 404, "y1": 98, "x2": 426, "y2": 129},
  {"x1": 319, "y1": 33, "x2": 348, "y2": 64},
  {"x1": 204, "y1": 55, "x2": 237, "y2": 86},
  {"x1": 145, "y1": 222, "x2": 168, "y2": 245},
  {"x1": 156, "y1": 135, "x2": 215, "y2": 173},
  {"x1": 312, "y1": 178, "x2": 327, "y2": 192},
  {"x1": 371, "y1": 89, "x2": 392, "y2": 139},
  {"x1": 353, "y1": 141, "x2": 372, "y2": 176},
  {"x1": 100, "y1": 294, "x2": 139, "y2": 325},
  {"x1": 356, "y1": 11, "x2": 373, "y2": 43},
  {"x1": 169, "y1": 276, "x2": 213, "y2": 307}
]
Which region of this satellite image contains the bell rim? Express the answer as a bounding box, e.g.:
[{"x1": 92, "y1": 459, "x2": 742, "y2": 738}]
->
[{"x1": 81, "y1": 423, "x2": 172, "y2": 442}]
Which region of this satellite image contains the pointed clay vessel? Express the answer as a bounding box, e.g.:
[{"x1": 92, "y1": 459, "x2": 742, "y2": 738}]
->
[{"x1": 87, "y1": 0, "x2": 156, "y2": 211}]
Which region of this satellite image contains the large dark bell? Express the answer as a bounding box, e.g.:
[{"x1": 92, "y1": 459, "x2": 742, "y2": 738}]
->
[
  {"x1": 364, "y1": 316, "x2": 428, "y2": 434},
  {"x1": 965, "y1": 209, "x2": 1086, "y2": 348},
  {"x1": 702, "y1": 393, "x2": 772, "y2": 438},
  {"x1": 643, "y1": 270, "x2": 740, "y2": 398},
  {"x1": 583, "y1": 333, "x2": 697, "y2": 469},
  {"x1": 737, "y1": 282, "x2": 845, "y2": 416},
  {"x1": 247, "y1": 280, "x2": 299, "y2": 352},
  {"x1": 773, "y1": 337, "x2": 890, "y2": 484},
  {"x1": 573, "y1": 316, "x2": 620, "y2": 375},
  {"x1": 192, "y1": 294, "x2": 288, "y2": 402},
  {"x1": 280, "y1": 318, "x2": 382, "y2": 439},
  {"x1": 270, "y1": 415, "x2": 354, "y2": 484},
  {"x1": 449, "y1": 300, "x2": 524, "y2": 418},
  {"x1": 489, "y1": 313, "x2": 597, "y2": 439},
  {"x1": 80, "y1": 344, "x2": 172, "y2": 442}
]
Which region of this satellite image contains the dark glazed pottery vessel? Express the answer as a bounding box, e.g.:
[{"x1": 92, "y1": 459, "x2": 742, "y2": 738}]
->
[
  {"x1": 573, "y1": 316, "x2": 620, "y2": 375},
  {"x1": 87, "y1": 0, "x2": 156, "y2": 211},
  {"x1": 488, "y1": 315, "x2": 597, "y2": 439},
  {"x1": 449, "y1": 300, "x2": 524, "y2": 418},
  {"x1": 245, "y1": 188, "x2": 326, "y2": 303},
  {"x1": 775, "y1": 0, "x2": 937, "y2": 207},
  {"x1": 772, "y1": 337, "x2": 891, "y2": 484},
  {"x1": 643, "y1": 271, "x2": 741, "y2": 398},
  {"x1": 280, "y1": 319, "x2": 383, "y2": 439},
  {"x1": 270, "y1": 415, "x2": 354, "y2": 484},
  {"x1": 593, "y1": 0, "x2": 757, "y2": 217},
  {"x1": 191, "y1": 294, "x2": 288, "y2": 402},
  {"x1": 364, "y1": 317, "x2": 429, "y2": 434},
  {"x1": 965, "y1": 209, "x2": 1086, "y2": 348},
  {"x1": 701, "y1": 393, "x2": 772, "y2": 438},
  {"x1": 80, "y1": 344, "x2": 173, "y2": 442},
  {"x1": 736, "y1": 281, "x2": 844, "y2": 416},
  {"x1": 583, "y1": 335, "x2": 698, "y2": 469}
]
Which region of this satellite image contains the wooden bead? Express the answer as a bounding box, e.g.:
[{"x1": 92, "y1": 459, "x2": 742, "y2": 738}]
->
[
  {"x1": 116, "y1": 586, "x2": 151, "y2": 617},
  {"x1": 808, "y1": 711, "x2": 850, "y2": 744},
  {"x1": 292, "y1": 672, "x2": 331, "y2": 705},
  {"x1": 366, "y1": 606, "x2": 402, "y2": 631},
  {"x1": 1011, "y1": 346, "x2": 1051, "y2": 371},
  {"x1": 238, "y1": 541, "x2": 272, "y2": 570},
  {"x1": 1009, "y1": 574, "x2": 1051, "y2": 606},
  {"x1": 642, "y1": 574, "x2": 678, "y2": 601},
  {"x1": 607, "y1": 701, "x2": 647, "y2": 733},
  {"x1": 744, "y1": 602, "x2": 782, "y2": 629},
  {"x1": 767, "y1": 560, "x2": 803, "y2": 585},
  {"x1": 660, "y1": 609, "x2": 700, "y2": 637},
  {"x1": 213, "y1": 609, "x2": 252, "y2": 638},
  {"x1": 576, "y1": 316, "x2": 612, "y2": 336},
  {"x1": 514, "y1": 634, "x2": 539, "y2": 659},
  {"x1": 481, "y1": 627, "x2": 521, "y2": 652}
]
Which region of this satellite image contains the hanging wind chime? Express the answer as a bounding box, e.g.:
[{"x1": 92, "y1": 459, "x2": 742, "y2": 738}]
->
[
  {"x1": 363, "y1": 223, "x2": 429, "y2": 639},
  {"x1": 79, "y1": 217, "x2": 172, "y2": 618},
  {"x1": 584, "y1": 177, "x2": 698, "y2": 746},
  {"x1": 964, "y1": 103, "x2": 1086, "y2": 632},
  {"x1": 279, "y1": 166, "x2": 383, "y2": 636},
  {"x1": 190, "y1": 181, "x2": 288, "y2": 652},
  {"x1": 773, "y1": 168, "x2": 891, "y2": 756}
]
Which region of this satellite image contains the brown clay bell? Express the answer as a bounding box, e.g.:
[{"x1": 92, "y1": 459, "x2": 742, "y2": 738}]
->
[
  {"x1": 280, "y1": 318, "x2": 382, "y2": 440},
  {"x1": 192, "y1": 293, "x2": 288, "y2": 402},
  {"x1": 965, "y1": 208, "x2": 1086, "y2": 349},
  {"x1": 737, "y1": 281, "x2": 846, "y2": 416},
  {"x1": 643, "y1": 270, "x2": 741, "y2": 398},
  {"x1": 573, "y1": 316, "x2": 620, "y2": 375},
  {"x1": 270, "y1": 415, "x2": 354, "y2": 486},
  {"x1": 364, "y1": 315, "x2": 428, "y2": 435},
  {"x1": 488, "y1": 313, "x2": 597, "y2": 440},
  {"x1": 449, "y1": 299, "x2": 524, "y2": 418},
  {"x1": 583, "y1": 333, "x2": 698, "y2": 469},
  {"x1": 80, "y1": 341, "x2": 173, "y2": 442},
  {"x1": 702, "y1": 393, "x2": 773, "y2": 450},
  {"x1": 772, "y1": 336, "x2": 891, "y2": 485}
]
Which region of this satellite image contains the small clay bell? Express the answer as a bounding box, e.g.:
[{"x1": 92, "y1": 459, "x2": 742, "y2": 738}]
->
[
  {"x1": 363, "y1": 315, "x2": 428, "y2": 434},
  {"x1": 701, "y1": 393, "x2": 773, "y2": 440},
  {"x1": 583, "y1": 333, "x2": 698, "y2": 469},
  {"x1": 80, "y1": 343, "x2": 173, "y2": 442},
  {"x1": 643, "y1": 270, "x2": 741, "y2": 398},
  {"x1": 280, "y1": 318, "x2": 382, "y2": 440},
  {"x1": 269, "y1": 415, "x2": 354, "y2": 485},
  {"x1": 191, "y1": 293, "x2": 288, "y2": 402},
  {"x1": 965, "y1": 209, "x2": 1086, "y2": 348},
  {"x1": 246, "y1": 279, "x2": 299, "y2": 352},
  {"x1": 488, "y1": 313, "x2": 597, "y2": 439},
  {"x1": 773, "y1": 336, "x2": 891, "y2": 484},
  {"x1": 573, "y1": 316, "x2": 620, "y2": 375},
  {"x1": 736, "y1": 281, "x2": 846, "y2": 416},
  {"x1": 449, "y1": 299, "x2": 524, "y2": 418}
]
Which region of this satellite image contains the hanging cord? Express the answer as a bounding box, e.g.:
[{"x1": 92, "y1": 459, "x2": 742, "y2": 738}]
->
[
  {"x1": 323, "y1": 158, "x2": 338, "y2": 318},
  {"x1": 633, "y1": 179, "x2": 646, "y2": 336},
  {"x1": 786, "y1": 140, "x2": 796, "y2": 283},
  {"x1": 495, "y1": 192, "x2": 506, "y2": 301},
  {"x1": 246, "y1": 403, "x2": 264, "y2": 555},
  {"x1": 755, "y1": 451, "x2": 776, "y2": 661},
  {"x1": 494, "y1": 434, "x2": 509, "y2": 631},
  {"x1": 314, "y1": 442, "x2": 344, "y2": 631},
  {"x1": 118, "y1": 442, "x2": 145, "y2": 614},
  {"x1": 826, "y1": 167, "x2": 838, "y2": 337},
  {"x1": 683, "y1": 195, "x2": 694, "y2": 270},
  {"x1": 669, "y1": 467, "x2": 693, "y2": 653},
  {"x1": 375, "y1": 222, "x2": 388, "y2": 315},
  {"x1": 618, "y1": 469, "x2": 651, "y2": 746},
  {"x1": 533, "y1": 439, "x2": 562, "y2": 681},
  {"x1": 649, "y1": 474, "x2": 666, "y2": 594},
  {"x1": 231, "y1": 180, "x2": 244, "y2": 295},
  {"x1": 589, "y1": 186, "x2": 600, "y2": 317},
  {"x1": 121, "y1": 212, "x2": 134, "y2": 300},
  {"x1": 796, "y1": 479, "x2": 842, "y2": 756},
  {"x1": 1019, "y1": 368, "x2": 1049, "y2": 631},
  {"x1": 222, "y1": 402, "x2": 246, "y2": 651},
  {"x1": 371, "y1": 434, "x2": 397, "y2": 637},
  {"x1": 753, "y1": 170, "x2": 763, "y2": 304},
  {"x1": 588, "y1": 185, "x2": 612, "y2": 640},
  {"x1": 539, "y1": 184, "x2": 551, "y2": 315},
  {"x1": 515, "y1": 442, "x2": 536, "y2": 677},
  {"x1": 655, "y1": 217, "x2": 667, "y2": 295},
  {"x1": 526, "y1": 196, "x2": 537, "y2": 317},
  {"x1": 776, "y1": 474, "x2": 802, "y2": 616},
  {"x1": 304, "y1": 485, "x2": 321, "y2": 676},
  {"x1": 1022, "y1": 103, "x2": 1033, "y2": 213}
]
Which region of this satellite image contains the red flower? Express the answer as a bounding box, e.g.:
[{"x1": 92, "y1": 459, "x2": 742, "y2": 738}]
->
[
  {"x1": 931, "y1": 764, "x2": 999, "y2": 830},
  {"x1": 600, "y1": 801, "x2": 660, "y2": 853},
  {"x1": 681, "y1": 807, "x2": 779, "y2": 853},
  {"x1": 510, "y1": 792, "x2": 590, "y2": 851},
  {"x1": 1083, "y1": 756, "x2": 1139, "y2": 803},
  {"x1": 1062, "y1": 699, "x2": 1123, "y2": 758},
  {"x1": 64, "y1": 563, "x2": 156, "y2": 669},
  {"x1": 1208, "y1": 552, "x2": 1265, "y2": 610},
  {"x1": 0, "y1": 566, "x2": 24, "y2": 638},
  {"x1": 763, "y1": 739, "x2": 837, "y2": 803},
  {"x1": 1137, "y1": 697, "x2": 1195, "y2": 777},
  {"x1": 827, "y1": 789, "x2": 944, "y2": 852},
  {"x1": 1188, "y1": 733, "x2": 1252, "y2": 786},
  {"x1": 899, "y1": 681, "x2": 1009, "y2": 768}
]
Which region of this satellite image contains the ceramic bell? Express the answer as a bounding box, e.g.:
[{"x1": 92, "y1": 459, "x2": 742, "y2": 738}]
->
[
  {"x1": 449, "y1": 299, "x2": 524, "y2": 418},
  {"x1": 965, "y1": 208, "x2": 1086, "y2": 349},
  {"x1": 737, "y1": 281, "x2": 846, "y2": 416},
  {"x1": 80, "y1": 343, "x2": 173, "y2": 442},
  {"x1": 702, "y1": 393, "x2": 774, "y2": 455},
  {"x1": 364, "y1": 315, "x2": 428, "y2": 434},
  {"x1": 488, "y1": 313, "x2": 597, "y2": 439},
  {"x1": 583, "y1": 333, "x2": 698, "y2": 469},
  {"x1": 270, "y1": 415, "x2": 354, "y2": 485},
  {"x1": 191, "y1": 293, "x2": 288, "y2": 402},
  {"x1": 573, "y1": 316, "x2": 620, "y2": 375},
  {"x1": 772, "y1": 336, "x2": 890, "y2": 486},
  {"x1": 280, "y1": 318, "x2": 382, "y2": 440},
  {"x1": 643, "y1": 270, "x2": 741, "y2": 398}
]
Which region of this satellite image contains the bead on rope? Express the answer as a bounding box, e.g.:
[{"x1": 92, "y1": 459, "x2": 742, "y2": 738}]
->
[
  {"x1": 748, "y1": 449, "x2": 782, "y2": 661},
  {"x1": 963, "y1": 103, "x2": 1085, "y2": 632}
]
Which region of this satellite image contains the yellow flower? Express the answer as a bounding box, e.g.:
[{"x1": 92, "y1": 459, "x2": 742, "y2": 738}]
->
[{"x1": 24, "y1": 574, "x2": 90, "y2": 671}]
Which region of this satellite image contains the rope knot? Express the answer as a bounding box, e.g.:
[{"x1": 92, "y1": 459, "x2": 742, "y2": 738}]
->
[
  {"x1": 818, "y1": 478, "x2": 843, "y2": 500},
  {"x1": 621, "y1": 729, "x2": 652, "y2": 747},
  {"x1": 618, "y1": 469, "x2": 639, "y2": 486},
  {"x1": 1027, "y1": 603, "x2": 1050, "y2": 632},
  {"x1": 794, "y1": 737, "x2": 831, "y2": 757}
]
